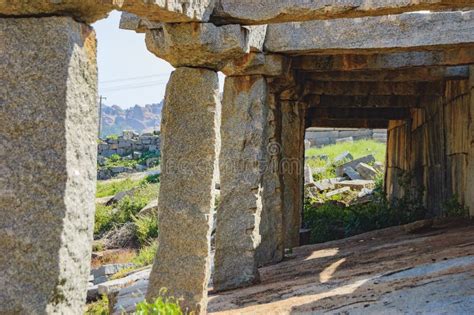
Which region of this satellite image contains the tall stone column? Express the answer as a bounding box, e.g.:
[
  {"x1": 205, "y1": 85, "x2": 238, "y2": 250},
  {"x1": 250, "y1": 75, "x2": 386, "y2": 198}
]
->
[
  {"x1": 467, "y1": 66, "x2": 474, "y2": 216},
  {"x1": 214, "y1": 75, "x2": 269, "y2": 291},
  {"x1": 146, "y1": 68, "x2": 220, "y2": 313},
  {"x1": 281, "y1": 101, "x2": 306, "y2": 249},
  {"x1": 0, "y1": 17, "x2": 98, "y2": 313},
  {"x1": 256, "y1": 93, "x2": 284, "y2": 266}
]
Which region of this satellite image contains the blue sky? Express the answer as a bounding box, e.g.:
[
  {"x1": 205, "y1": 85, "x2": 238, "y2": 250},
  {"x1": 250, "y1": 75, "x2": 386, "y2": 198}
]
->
[
  {"x1": 93, "y1": 11, "x2": 174, "y2": 109},
  {"x1": 93, "y1": 11, "x2": 224, "y2": 109}
]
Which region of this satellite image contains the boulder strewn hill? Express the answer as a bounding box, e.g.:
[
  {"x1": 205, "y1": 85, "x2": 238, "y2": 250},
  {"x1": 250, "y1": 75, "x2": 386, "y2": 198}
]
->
[{"x1": 100, "y1": 101, "x2": 163, "y2": 137}]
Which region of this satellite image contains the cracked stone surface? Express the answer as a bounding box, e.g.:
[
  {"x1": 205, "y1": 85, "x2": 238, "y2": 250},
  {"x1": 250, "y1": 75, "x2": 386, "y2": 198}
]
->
[
  {"x1": 0, "y1": 16, "x2": 98, "y2": 314},
  {"x1": 146, "y1": 67, "x2": 220, "y2": 314}
]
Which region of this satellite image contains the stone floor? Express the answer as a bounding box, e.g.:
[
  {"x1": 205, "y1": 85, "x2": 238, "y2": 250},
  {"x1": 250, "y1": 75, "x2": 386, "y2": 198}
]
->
[{"x1": 113, "y1": 220, "x2": 474, "y2": 314}]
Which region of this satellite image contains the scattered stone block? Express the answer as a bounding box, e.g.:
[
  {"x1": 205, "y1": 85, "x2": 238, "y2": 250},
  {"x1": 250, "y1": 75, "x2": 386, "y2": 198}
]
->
[
  {"x1": 374, "y1": 161, "x2": 385, "y2": 172},
  {"x1": 304, "y1": 139, "x2": 311, "y2": 150},
  {"x1": 335, "y1": 180, "x2": 375, "y2": 191},
  {"x1": 326, "y1": 186, "x2": 351, "y2": 198},
  {"x1": 98, "y1": 269, "x2": 151, "y2": 296},
  {"x1": 314, "y1": 177, "x2": 344, "y2": 192},
  {"x1": 336, "y1": 136, "x2": 353, "y2": 144},
  {"x1": 358, "y1": 188, "x2": 374, "y2": 198},
  {"x1": 106, "y1": 188, "x2": 137, "y2": 206},
  {"x1": 356, "y1": 162, "x2": 378, "y2": 180},
  {"x1": 304, "y1": 164, "x2": 314, "y2": 185},
  {"x1": 342, "y1": 166, "x2": 363, "y2": 180},
  {"x1": 336, "y1": 154, "x2": 375, "y2": 177},
  {"x1": 333, "y1": 151, "x2": 353, "y2": 165},
  {"x1": 138, "y1": 199, "x2": 158, "y2": 217}
]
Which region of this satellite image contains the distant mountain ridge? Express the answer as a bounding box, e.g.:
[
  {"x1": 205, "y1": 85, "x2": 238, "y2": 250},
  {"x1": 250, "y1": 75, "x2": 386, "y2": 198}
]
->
[{"x1": 100, "y1": 101, "x2": 163, "y2": 137}]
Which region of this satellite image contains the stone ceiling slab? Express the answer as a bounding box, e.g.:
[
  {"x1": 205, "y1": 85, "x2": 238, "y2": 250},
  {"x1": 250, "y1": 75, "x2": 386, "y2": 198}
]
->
[
  {"x1": 299, "y1": 66, "x2": 469, "y2": 82},
  {"x1": 304, "y1": 95, "x2": 436, "y2": 108},
  {"x1": 211, "y1": 0, "x2": 474, "y2": 24},
  {"x1": 292, "y1": 47, "x2": 474, "y2": 71},
  {"x1": 303, "y1": 81, "x2": 444, "y2": 96},
  {"x1": 0, "y1": 0, "x2": 215, "y2": 23},
  {"x1": 145, "y1": 22, "x2": 250, "y2": 69},
  {"x1": 265, "y1": 11, "x2": 474, "y2": 54}
]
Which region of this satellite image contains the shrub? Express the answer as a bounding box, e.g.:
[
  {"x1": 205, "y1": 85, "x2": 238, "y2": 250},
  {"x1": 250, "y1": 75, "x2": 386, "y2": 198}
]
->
[
  {"x1": 135, "y1": 289, "x2": 183, "y2": 315},
  {"x1": 303, "y1": 171, "x2": 427, "y2": 244},
  {"x1": 106, "y1": 134, "x2": 119, "y2": 141},
  {"x1": 94, "y1": 204, "x2": 114, "y2": 236},
  {"x1": 116, "y1": 196, "x2": 149, "y2": 224},
  {"x1": 133, "y1": 215, "x2": 159, "y2": 246},
  {"x1": 132, "y1": 242, "x2": 158, "y2": 267},
  {"x1": 109, "y1": 154, "x2": 121, "y2": 163},
  {"x1": 85, "y1": 295, "x2": 109, "y2": 315},
  {"x1": 142, "y1": 174, "x2": 160, "y2": 184},
  {"x1": 442, "y1": 195, "x2": 469, "y2": 218}
]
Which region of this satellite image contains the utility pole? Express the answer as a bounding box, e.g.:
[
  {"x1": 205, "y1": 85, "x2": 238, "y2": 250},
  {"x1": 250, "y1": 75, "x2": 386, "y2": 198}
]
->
[{"x1": 98, "y1": 95, "x2": 107, "y2": 138}]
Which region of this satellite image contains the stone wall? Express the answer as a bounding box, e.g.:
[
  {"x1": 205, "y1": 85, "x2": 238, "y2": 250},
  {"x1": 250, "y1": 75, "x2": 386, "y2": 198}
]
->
[
  {"x1": 306, "y1": 128, "x2": 387, "y2": 147},
  {"x1": 386, "y1": 78, "x2": 473, "y2": 216},
  {"x1": 98, "y1": 131, "x2": 160, "y2": 158}
]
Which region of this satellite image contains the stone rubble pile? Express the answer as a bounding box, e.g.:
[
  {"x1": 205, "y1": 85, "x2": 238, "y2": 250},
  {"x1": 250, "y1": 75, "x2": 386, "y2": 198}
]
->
[
  {"x1": 305, "y1": 150, "x2": 383, "y2": 200},
  {"x1": 97, "y1": 130, "x2": 160, "y2": 179}
]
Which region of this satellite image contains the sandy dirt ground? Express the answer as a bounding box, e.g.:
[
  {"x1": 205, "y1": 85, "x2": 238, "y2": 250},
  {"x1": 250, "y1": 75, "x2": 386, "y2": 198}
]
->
[{"x1": 208, "y1": 220, "x2": 474, "y2": 314}]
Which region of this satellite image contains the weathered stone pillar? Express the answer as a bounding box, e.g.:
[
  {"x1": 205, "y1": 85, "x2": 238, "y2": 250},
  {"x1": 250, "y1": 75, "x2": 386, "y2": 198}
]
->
[
  {"x1": 281, "y1": 101, "x2": 306, "y2": 249},
  {"x1": 256, "y1": 92, "x2": 284, "y2": 266},
  {"x1": 0, "y1": 17, "x2": 98, "y2": 313},
  {"x1": 214, "y1": 75, "x2": 269, "y2": 291},
  {"x1": 146, "y1": 68, "x2": 220, "y2": 313},
  {"x1": 466, "y1": 66, "x2": 474, "y2": 216}
]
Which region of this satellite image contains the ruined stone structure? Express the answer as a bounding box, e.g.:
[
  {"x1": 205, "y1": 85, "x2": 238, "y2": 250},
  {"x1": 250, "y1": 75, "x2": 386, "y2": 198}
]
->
[{"x1": 1, "y1": 1, "x2": 473, "y2": 314}]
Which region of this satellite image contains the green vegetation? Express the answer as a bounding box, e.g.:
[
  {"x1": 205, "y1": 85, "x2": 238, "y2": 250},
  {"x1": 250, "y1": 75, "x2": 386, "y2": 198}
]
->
[
  {"x1": 306, "y1": 140, "x2": 386, "y2": 181},
  {"x1": 85, "y1": 295, "x2": 109, "y2": 315},
  {"x1": 97, "y1": 178, "x2": 143, "y2": 198},
  {"x1": 106, "y1": 134, "x2": 119, "y2": 141},
  {"x1": 305, "y1": 139, "x2": 386, "y2": 162},
  {"x1": 132, "y1": 242, "x2": 158, "y2": 267},
  {"x1": 442, "y1": 195, "x2": 469, "y2": 218},
  {"x1": 94, "y1": 179, "x2": 160, "y2": 238},
  {"x1": 135, "y1": 289, "x2": 184, "y2": 315},
  {"x1": 133, "y1": 215, "x2": 159, "y2": 246},
  {"x1": 304, "y1": 172, "x2": 427, "y2": 244},
  {"x1": 101, "y1": 151, "x2": 161, "y2": 171}
]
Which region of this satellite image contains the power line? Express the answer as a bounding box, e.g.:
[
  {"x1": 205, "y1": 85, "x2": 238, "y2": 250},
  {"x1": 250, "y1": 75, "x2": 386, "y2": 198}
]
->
[
  {"x1": 101, "y1": 80, "x2": 168, "y2": 92},
  {"x1": 100, "y1": 73, "x2": 170, "y2": 84}
]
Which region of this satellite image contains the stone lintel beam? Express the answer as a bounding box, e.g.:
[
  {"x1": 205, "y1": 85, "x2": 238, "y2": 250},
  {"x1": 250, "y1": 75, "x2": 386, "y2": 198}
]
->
[
  {"x1": 211, "y1": 0, "x2": 474, "y2": 25},
  {"x1": 308, "y1": 118, "x2": 389, "y2": 129},
  {"x1": 222, "y1": 53, "x2": 288, "y2": 77},
  {"x1": 214, "y1": 75, "x2": 268, "y2": 291},
  {"x1": 299, "y1": 66, "x2": 469, "y2": 82},
  {"x1": 0, "y1": 0, "x2": 215, "y2": 24},
  {"x1": 1, "y1": 17, "x2": 98, "y2": 313},
  {"x1": 292, "y1": 47, "x2": 474, "y2": 72},
  {"x1": 307, "y1": 107, "x2": 411, "y2": 121},
  {"x1": 145, "y1": 23, "x2": 267, "y2": 70},
  {"x1": 265, "y1": 11, "x2": 474, "y2": 54},
  {"x1": 304, "y1": 95, "x2": 435, "y2": 108},
  {"x1": 146, "y1": 67, "x2": 220, "y2": 313},
  {"x1": 303, "y1": 81, "x2": 444, "y2": 96}
]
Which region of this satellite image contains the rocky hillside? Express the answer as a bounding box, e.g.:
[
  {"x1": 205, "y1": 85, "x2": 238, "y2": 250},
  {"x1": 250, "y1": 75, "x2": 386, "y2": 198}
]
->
[{"x1": 100, "y1": 101, "x2": 163, "y2": 137}]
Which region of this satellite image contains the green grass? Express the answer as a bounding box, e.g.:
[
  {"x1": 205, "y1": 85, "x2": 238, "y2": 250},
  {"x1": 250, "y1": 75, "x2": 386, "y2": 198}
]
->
[
  {"x1": 135, "y1": 289, "x2": 183, "y2": 315},
  {"x1": 305, "y1": 139, "x2": 386, "y2": 181},
  {"x1": 94, "y1": 181, "x2": 160, "y2": 238},
  {"x1": 96, "y1": 178, "x2": 143, "y2": 198},
  {"x1": 303, "y1": 172, "x2": 427, "y2": 244},
  {"x1": 132, "y1": 242, "x2": 158, "y2": 267},
  {"x1": 306, "y1": 139, "x2": 386, "y2": 163}
]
